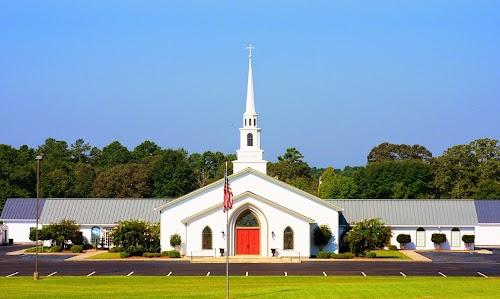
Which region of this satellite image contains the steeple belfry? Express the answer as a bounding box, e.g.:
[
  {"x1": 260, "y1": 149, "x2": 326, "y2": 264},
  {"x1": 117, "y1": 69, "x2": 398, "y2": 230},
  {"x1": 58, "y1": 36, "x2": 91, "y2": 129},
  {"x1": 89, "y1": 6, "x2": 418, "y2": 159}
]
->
[{"x1": 233, "y1": 44, "x2": 267, "y2": 174}]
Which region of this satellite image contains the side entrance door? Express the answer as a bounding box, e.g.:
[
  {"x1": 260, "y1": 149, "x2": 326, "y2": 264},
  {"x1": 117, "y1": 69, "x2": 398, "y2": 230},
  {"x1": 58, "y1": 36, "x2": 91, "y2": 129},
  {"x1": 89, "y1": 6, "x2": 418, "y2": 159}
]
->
[{"x1": 236, "y1": 228, "x2": 260, "y2": 255}]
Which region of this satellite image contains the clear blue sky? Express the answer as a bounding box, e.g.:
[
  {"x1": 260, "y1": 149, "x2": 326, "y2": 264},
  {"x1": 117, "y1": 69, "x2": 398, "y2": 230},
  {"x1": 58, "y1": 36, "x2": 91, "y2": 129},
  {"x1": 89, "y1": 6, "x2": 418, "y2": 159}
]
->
[{"x1": 1, "y1": 1, "x2": 499, "y2": 167}]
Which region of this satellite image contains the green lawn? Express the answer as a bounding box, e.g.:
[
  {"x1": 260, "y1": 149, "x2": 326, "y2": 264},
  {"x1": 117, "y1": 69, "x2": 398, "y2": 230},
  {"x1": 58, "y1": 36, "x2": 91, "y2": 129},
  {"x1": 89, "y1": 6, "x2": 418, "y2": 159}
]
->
[
  {"x1": 369, "y1": 250, "x2": 410, "y2": 259},
  {"x1": 87, "y1": 252, "x2": 122, "y2": 259},
  {"x1": 0, "y1": 276, "x2": 498, "y2": 298}
]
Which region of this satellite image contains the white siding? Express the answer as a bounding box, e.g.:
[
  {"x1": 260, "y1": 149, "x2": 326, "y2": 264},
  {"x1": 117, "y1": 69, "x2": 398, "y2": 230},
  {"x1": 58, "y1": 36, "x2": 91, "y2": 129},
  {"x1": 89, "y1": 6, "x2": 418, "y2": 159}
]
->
[
  {"x1": 475, "y1": 225, "x2": 500, "y2": 246},
  {"x1": 389, "y1": 226, "x2": 475, "y2": 250},
  {"x1": 3, "y1": 221, "x2": 36, "y2": 243}
]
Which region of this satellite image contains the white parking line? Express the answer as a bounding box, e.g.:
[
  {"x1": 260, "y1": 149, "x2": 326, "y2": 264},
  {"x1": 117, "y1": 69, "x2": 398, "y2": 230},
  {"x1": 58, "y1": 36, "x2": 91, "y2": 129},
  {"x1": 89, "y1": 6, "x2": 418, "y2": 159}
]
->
[
  {"x1": 284, "y1": 272, "x2": 288, "y2": 276},
  {"x1": 87, "y1": 271, "x2": 96, "y2": 277},
  {"x1": 438, "y1": 272, "x2": 447, "y2": 277},
  {"x1": 206, "y1": 272, "x2": 210, "y2": 276},
  {"x1": 245, "y1": 272, "x2": 248, "y2": 277},
  {"x1": 400, "y1": 272, "x2": 406, "y2": 277},
  {"x1": 361, "y1": 272, "x2": 367, "y2": 277},
  {"x1": 6, "y1": 272, "x2": 19, "y2": 277},
  {"x1": 323, "y1": 272, "x2": 327, "y2": 277},
  {"x1": 126, "y1": 271, "x2": 134, "y2": 277},
  {"x1": 47, "y1": 272, "x2": 57, "y2": 277},
  {"x1": 477, "y1": 272, "x2": 489, "y2": 278},
  {"x1": 167, "y1": 271, "x2": 172, "y2": 277}
]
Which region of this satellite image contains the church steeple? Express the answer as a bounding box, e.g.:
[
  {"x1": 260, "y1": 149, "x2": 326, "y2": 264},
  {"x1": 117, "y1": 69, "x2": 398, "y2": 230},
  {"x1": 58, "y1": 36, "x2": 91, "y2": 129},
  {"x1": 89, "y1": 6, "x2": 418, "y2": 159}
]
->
[{"x1": 233, "y1": 44, "x2": 267, "y2": 174}]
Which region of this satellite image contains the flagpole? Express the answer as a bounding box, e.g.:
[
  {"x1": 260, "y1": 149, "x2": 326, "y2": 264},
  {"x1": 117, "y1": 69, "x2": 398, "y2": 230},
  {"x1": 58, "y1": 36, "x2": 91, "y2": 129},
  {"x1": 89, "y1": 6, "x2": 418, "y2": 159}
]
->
[{"x1": 225, "y1": 161, "x2": 230, "y2": 299}]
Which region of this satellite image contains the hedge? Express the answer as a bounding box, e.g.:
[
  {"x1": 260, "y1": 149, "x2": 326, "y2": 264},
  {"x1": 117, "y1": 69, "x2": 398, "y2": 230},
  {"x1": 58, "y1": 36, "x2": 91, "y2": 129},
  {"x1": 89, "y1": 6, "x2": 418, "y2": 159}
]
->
[
  {"x1": 143, "y1": 252, "x2": 162, "y2": 258},
  {"x1": 70, "y1": 245, "x2": 83, "y2": 253},
  {"x1": 316, "y1": 251, "x2": 331, "y2": 259},
  {"x1": 365, "y1": 251, "x2": 377, "y2": 258},
  {"x1": 162, "y1": 250, "x2": 181, "y2": 258},
  {"x1": 119, "y1": 252, "x2": 130, "y2": 258},
  {"x1": 331, "y1": 252, "x2": 354, "y2": 259}
]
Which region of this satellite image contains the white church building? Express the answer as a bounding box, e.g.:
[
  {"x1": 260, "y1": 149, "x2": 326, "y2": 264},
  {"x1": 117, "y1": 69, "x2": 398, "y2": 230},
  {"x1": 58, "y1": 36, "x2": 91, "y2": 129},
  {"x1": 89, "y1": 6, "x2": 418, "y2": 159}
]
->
[{"x1": 1, "y1": 49, "x2": 499, "y2": 255}]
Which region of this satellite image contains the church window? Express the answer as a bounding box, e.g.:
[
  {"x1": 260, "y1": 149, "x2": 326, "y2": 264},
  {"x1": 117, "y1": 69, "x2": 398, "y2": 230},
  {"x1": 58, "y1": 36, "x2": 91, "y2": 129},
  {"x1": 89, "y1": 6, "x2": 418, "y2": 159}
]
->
[
  {"x1": 283, "y1": 226, "x2": 294, "y2": 250},
  {"x1": 253, "y1": 118, "x2": 256, "y2": 126},
  {"x1": 247, "y1": 133, "x2": 253, "y2": 146},
  {"x1": 202, "y1": 226, "x2": 212, "y2": 250},
  {"x1": 245, "y1": 119, "x2": 247, "y2": 126},
  {"x1": 236, "y1": 210, "x2": 259, "y2": 227}
]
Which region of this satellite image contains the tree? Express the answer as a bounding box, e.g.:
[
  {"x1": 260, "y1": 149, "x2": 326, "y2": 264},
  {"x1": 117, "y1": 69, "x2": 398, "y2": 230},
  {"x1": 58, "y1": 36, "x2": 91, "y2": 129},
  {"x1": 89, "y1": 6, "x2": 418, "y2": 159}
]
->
[
  {"x1": 148, "y1": 149, "x2": 196, "y2": 198},
  {"x1": 70, "y1": 139, "x2": 92, "y2": 163},
  {"x1": 367, "y1": 142, "x2": 432, "y2": 163},
  {"x1": 345, "y1": 218, "x2": 392, "y2": 256},
  {"x1": 189, "y1": 151, "x2": 232, "y2": 188},
  {"x1": 268, "y1": 148, "x2": 311, "y2": 181},
  {"x1": 30, "y1": 219, "x2": 81, "y2": 247},
  {"x1": 132, "y1": 140, "x2": 161, "y2": 162},
  {"x1": 71, "y1": 162, "x2": 96, "y2": 197},
  {"x1": 110, "y1": 220, "x2": 160, "y2": 255},
  {"x1": 92, "y1": 164, "x2": 149, "y2": 198},
  {"x1": 313, "y1": 224, "x2": 333, "y2": 251},
  {"x1": 96, "y1": 141, "x2": 131, "y2": 169},
  {"x1": 319, "y1": 167, "x2": 358, "y2": 199},
  {"x1": 355, "y1": 160, "x2": 433, "y2": 199}
]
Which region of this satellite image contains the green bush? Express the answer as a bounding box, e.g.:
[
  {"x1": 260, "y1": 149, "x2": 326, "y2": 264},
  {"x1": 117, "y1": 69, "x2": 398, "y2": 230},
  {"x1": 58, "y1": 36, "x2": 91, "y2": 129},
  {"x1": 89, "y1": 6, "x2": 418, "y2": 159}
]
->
[
  {"x1": 331, "y1": 252, "x2": 354, "y2": 259},
  {"x1": 29, "y1": 219, "x2": 81, "y2": 247},
  {"x1": 143, "y1": 252, "x2": 162, "y2": 258},
  {"x1": 388, "y1": 245, "x2": 398, "y2": 251},
  {"x1": 110, "y1": 220, "x2": 160, "y2": 255},
  {"x1": 462, "y1": 235, "x2": 475, "y2": 244},
  {"x1": 70, "y1": 245, "x2": 83, "y2": 253},
  {"x1": 25, "y1": 246, "x2": 50, "y2": 253},
  {"x1": 162, "y1": 250, "x2": 180, "y2": 258},
  {"x1": 365, "y1": 251, "x2": 377, "y2": 258},
  {"x1": 396, "y1": 234, "x2": 411, "y2": 245},
  {"x1": 313, "y1": 225, "x2": 333, "y2": 252},
  {"x1": 170, "y1": 234, "x2": 182, "y2": 247},
  {"x1": 83, "y1": 244, "x2": 93, "y2": 250},
  {"x1": 49, "y1": 245, "x2": 62, "y2": 253},
  {"x1": 345, "y1": 218, "x2": 392, "y2": 256},
  {"x1": 316, "y1": 251, "x2": 331, "y2": 259},
  {"x1": 431, "y1": 233, "x2": 446, "y2": 245},
  {"x1": 119, "y1": 252, "x2": 130, "y2": 258}
]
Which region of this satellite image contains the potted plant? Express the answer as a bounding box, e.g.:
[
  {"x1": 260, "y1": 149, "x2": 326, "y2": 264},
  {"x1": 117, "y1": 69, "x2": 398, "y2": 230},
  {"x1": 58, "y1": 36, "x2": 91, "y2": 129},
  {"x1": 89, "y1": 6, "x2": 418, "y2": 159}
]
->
[
  {"x1": 170, "y1": 234, "x2": 182, "y2": 252},
  {"x1": 462, "y1": 235, "x2": 475, "y2": 250},
  {"x1": 431, "y1": 233, "x2": 446, "y2": 250},
  {"x1": 396, "y1": 234, "x2": 411, "y2": 250}
]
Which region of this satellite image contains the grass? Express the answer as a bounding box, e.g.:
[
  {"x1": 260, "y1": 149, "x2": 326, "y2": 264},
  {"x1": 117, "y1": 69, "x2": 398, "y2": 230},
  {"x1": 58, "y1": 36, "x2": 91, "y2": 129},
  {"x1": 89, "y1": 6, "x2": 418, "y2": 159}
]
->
[
  {"x1": 0, "y1": 276, "x2": 498, "y2": 298},
  {"x1": 87, "y1": 252, "x2": 122, "y2": 259},
  {"x1": 369, "y1": 250, "x2": 410, "y2": 259}
]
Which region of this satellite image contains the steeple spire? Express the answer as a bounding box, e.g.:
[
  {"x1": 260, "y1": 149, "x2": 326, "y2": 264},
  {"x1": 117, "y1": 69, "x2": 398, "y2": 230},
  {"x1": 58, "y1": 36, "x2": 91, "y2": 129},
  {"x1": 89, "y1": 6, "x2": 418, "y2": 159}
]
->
[
  {"x1": 233, "y1": 44, "x2": 267, "y2": 174},
  {"x1": 245, "y1": 44, "x2": 256, "y2": 116}
]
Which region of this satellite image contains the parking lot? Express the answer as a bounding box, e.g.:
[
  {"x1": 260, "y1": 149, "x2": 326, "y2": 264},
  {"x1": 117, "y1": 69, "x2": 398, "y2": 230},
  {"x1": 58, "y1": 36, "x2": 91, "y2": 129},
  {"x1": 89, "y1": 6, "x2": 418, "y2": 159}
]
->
[{"x1": 1, "y1": 245, "x2": 499, "y2": 278}]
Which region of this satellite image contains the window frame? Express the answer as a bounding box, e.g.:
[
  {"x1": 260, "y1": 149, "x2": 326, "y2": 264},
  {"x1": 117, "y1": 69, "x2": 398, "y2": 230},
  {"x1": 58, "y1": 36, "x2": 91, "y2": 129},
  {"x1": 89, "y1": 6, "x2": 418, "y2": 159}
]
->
[
  {"x1": 283, "y1": 226, "x2": 294, "y2": 250},
  {"x1": 416, "y1": 227, "x2": 426, "y2": 247},
  {"x1": 247, "y1": 133, "x2": 254, "y2": 147},
  {"x1": 202, "y1": 226, "x2": 213, "y2": 250}
]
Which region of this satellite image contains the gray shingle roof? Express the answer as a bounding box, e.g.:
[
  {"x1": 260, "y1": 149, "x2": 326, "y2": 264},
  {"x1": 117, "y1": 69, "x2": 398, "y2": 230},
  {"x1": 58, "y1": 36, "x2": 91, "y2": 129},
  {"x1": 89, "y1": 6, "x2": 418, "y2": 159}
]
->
[
  {"x1": 475, "y1": 200, "x2": 500, "y2": 224},
  {"x1": 39, "y1": 198, "x2": 170, "y2": 225},
  {"x1": 1, "y1": 198, "x2": 45, "y2": 220},
  {"x1": 328, "y1": 199, "x2": 478, "y2": 226}
]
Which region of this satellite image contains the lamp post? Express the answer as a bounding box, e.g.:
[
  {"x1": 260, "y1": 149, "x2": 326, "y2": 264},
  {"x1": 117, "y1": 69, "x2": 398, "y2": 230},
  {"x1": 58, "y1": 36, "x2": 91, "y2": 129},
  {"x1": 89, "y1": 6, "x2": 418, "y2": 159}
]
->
[{"x1": 34, "y1": 154, "x2": 43, "y2": 280}]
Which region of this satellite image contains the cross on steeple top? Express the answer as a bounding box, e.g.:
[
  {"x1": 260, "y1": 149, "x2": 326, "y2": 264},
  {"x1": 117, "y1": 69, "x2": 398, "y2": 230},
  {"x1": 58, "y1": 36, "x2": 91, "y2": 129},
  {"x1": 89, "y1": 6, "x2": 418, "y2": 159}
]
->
[{"x1": 246, "y1": 44, "x2": 255, "y2": 58}]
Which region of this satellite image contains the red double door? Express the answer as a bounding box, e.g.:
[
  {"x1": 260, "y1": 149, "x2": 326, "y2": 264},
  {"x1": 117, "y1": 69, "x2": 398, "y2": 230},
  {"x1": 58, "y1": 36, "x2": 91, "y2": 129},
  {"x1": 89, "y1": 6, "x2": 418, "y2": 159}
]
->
[{"x1": 236, "y1": 228, "x2": 260, "y2": 255}]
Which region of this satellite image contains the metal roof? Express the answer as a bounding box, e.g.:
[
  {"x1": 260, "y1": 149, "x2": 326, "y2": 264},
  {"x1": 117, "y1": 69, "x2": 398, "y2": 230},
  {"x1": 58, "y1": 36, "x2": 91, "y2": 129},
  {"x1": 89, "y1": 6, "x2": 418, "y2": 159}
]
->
[
  {"x1": 0, "y1": 198, "x2": 45, "y2": 220},
  {"x1": 474, "y1": 200, "x2": 500, "y2": 224},
  {"x1": 329, "y1": 199, "x2": 478, "y2": 226},
  {"x1": 39, "y1": 198, "x2": 169, "y2": 225}
]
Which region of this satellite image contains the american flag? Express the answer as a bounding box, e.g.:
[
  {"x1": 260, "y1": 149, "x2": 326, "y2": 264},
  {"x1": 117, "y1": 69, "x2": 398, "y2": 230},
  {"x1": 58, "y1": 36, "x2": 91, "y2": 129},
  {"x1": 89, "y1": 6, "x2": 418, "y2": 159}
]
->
[{"x1": 223, "y1": 163, "x2": 233, "y2": 212}]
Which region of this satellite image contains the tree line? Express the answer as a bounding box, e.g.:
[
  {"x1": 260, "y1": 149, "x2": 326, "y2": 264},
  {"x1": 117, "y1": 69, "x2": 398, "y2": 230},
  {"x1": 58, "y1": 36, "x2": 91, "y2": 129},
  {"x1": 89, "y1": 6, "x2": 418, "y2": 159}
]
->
[{"x1": 0, "y1": 137, "x2": 498, "y2": 212}]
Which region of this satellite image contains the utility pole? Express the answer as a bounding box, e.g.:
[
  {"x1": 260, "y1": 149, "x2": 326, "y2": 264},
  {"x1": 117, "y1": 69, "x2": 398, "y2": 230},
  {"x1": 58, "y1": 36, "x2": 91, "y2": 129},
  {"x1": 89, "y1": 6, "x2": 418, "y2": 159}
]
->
[{"x1": 34, "y1": 154, "x2": 43, "y2": 280}]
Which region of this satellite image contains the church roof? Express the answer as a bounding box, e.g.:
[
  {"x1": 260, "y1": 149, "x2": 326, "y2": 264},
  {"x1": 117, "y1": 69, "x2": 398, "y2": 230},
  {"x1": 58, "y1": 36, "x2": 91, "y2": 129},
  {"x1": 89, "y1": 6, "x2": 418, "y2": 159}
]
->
[
  {"x1": 156, "y1": 167, "x2": 343, "y2": 212},
  {"x1": 475, "y1": 200, "x2": 500, "y2": 224},
  {"x1": 1, "y1": 198, "x2": 45, "y2": 221},
  {"x1": 329, "y1": 199, "x2": 478, "y2": 226},
  {"x1": 38, "y1": 198, "x2": 169, "y2": 225}
]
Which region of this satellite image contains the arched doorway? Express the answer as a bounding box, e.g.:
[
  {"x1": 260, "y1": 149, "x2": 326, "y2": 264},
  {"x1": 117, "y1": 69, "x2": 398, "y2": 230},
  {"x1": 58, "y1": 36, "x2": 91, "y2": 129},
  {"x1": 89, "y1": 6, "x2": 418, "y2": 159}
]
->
[{"x1": 235, "y1": 210, "x2": 260, "y2": 255}]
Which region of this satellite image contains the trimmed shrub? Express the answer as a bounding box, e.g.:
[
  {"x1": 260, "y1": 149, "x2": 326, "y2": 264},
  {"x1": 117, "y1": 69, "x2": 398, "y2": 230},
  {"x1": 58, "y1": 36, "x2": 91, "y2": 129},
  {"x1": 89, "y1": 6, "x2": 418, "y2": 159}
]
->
[
  {"x1": 70, "y1": 245, "x2": 83, "y2": 253},
  {"x1": 316, "y1": 251, "x2": 331, "y2": 259},
  {"x1": 388, "y1": 245, "x2": 398, "y2": 251},
  {"x1": 110, "y1": 220, "x2": 160, "y2": 255},
  {"x1": 119, "y1": 252, "x2": 130, "y2": 258},
  {"x1": 365, "y1": 251, "x2": 377, "y2": 258},
  {"x1": 431, "y1": 233, "x2": 447, "y2": 248},
  {"x1": 313, "y1": 225, "x2": 333, "y2": 251},
  {"x1": 331, "y1": 252, "x2": 354, "y2": 259},
  {"x1": 396, "y1": 234, "x2": 411, "y2": 248},
  {"x1": 462, "y1": 235, "x2": 475, "y2": 244},
  {"x1": 345, "y1": 218, "x2": 392, "y2": 256},
  {"x1": 170, "y1": 234, "x2": 182, "y2": 247},
  {"x1": 143, "y1": 252, "x2": 162, "y2": 258},
  {"x1": 49, "y1": 245, "x2": 62, "y2": 253},
  {"x1": 162, "y1": 250, "x2": 181, "y2": 258}
]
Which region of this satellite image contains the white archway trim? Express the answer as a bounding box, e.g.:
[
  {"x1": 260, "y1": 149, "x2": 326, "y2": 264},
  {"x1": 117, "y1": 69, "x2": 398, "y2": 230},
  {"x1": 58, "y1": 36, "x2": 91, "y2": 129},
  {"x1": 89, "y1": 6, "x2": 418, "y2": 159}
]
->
[{"x1": 229, "y1": 203, "x2": 269, "y2": 256}]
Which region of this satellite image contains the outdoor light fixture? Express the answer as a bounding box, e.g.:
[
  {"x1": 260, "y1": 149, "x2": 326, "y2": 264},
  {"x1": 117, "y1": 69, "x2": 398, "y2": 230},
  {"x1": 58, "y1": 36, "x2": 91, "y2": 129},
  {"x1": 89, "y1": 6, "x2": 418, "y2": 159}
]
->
[
  {"x1": 221, "y1": 231, "x2": 225, "y2": 238},
  {"x1": 34, "y1": 154, "x2": 43, "y2": 280},
  {"x1": 272, "y1": 231, "x2": 276, "y2": 239}
]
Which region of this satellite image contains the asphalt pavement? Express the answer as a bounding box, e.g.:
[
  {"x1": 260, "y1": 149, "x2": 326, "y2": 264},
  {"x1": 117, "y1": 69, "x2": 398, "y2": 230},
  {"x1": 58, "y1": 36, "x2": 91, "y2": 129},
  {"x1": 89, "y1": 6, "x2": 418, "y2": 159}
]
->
[{"x1": 1, "y1": 245, "x2": 499, "y2": 277}]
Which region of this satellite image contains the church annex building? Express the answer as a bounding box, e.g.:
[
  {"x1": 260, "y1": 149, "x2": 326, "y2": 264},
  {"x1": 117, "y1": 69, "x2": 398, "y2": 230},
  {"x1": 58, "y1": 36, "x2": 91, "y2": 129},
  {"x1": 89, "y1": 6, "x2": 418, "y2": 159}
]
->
[{"x1": 2, "y1": 50, "x2": 500, "y2": 255}]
